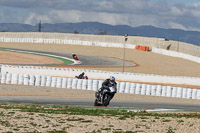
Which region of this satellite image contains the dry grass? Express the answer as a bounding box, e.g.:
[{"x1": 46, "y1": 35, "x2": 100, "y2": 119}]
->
[{"x1": 0, "y1": 104, "x2": 199, "y2": 133}]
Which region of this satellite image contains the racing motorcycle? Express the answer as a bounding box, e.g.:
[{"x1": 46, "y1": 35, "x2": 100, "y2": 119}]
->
[
  {"x1": 94, "y1": 84, "x2": 117, "y2": 106},
  {"x1": 72, "y1": 53, "x2": 79, "y2": 60}
]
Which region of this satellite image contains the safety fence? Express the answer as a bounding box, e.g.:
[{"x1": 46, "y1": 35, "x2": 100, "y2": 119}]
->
[
  {"x1": 0, "y1": 72, "x2": 199, "y2": 100},
  {"x1": 0, "y1": 37, "x2": 135, "y2": 49},
  {"x1": 1, "y1": 65, "x2": 200, "y2": 86}
]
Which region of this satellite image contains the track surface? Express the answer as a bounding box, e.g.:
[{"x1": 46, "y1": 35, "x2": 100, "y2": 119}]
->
[
  {"x1": 0, "y1": 47, "x2": 199, "y2": 112},
  {"x1": 0, "y1": 47, "x2": 134, "y2": 66},
  {"x1": 0, "y1": 96, "x2": 199, "y2": 112}
]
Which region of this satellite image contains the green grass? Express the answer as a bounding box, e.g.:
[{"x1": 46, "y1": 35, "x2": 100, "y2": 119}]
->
[
  {"x1": 81, "y1": 120, "x2": 93, "y2": 123},
  {"x1": 0, "y1": 103, "x2": 200, "y2": 120},
  {"x1": 167, "y1": 126, "x2": 176, "y2": 133},
  {"x1": 2, "y1": 49, "x2": 74, "y2": 65},
  {"x1": 162, "y1": 119, "x2": 171, "y2": 122},
  {"x1": 66, "y1": 117, "x2": 84, "y2": 121},
  {"x1": 0, "y1": 120, "x2": 11, "y2": 127}
]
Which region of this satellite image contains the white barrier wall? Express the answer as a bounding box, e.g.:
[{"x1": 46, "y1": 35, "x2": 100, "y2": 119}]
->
[
  {"x1": 152, "y1": 47, "x2": 200, "y2": 64},
  {"x1": 0, "y1": 37, "x2": 136, "y2": 50},
  {"x1": 1, "y1": 65, "x2": 200, "y2": 86},
  {"x1": 0, "y1": 72, "x2": 199, "y2": 100}
]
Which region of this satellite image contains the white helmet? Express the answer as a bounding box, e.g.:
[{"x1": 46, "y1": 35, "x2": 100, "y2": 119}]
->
[{"x1": 110, "y1": 76, "x2": 115, "y2": 82}]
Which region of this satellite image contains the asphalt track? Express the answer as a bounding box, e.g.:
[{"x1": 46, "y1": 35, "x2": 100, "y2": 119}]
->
[
  {"x1": 0, "y1": 47, "x2": 199, "y2": 112},
  {"x1": 0, "y1": 96, "x2": 199, "y2": 112},
  {"x1": 0, "y1": 47, "x2": 135, "y2": 66}
]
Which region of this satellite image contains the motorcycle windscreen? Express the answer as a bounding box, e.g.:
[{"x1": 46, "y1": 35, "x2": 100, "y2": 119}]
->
[{"x1": 110, "y1": 87, "x2": 117, "y2": 93}]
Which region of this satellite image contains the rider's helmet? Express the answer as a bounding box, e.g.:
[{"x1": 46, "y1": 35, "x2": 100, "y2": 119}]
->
[{"x1": 110, "y1": 76, "x2": 115, "y2": 82}]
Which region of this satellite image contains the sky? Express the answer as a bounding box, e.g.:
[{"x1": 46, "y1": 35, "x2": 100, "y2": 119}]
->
[{"x1": 1, "y1": 0, "x2": 200, "y2": 31}]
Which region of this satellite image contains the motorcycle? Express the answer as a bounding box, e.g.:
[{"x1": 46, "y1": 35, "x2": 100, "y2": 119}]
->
[
  {"x1": 72, "y1": 53, "x2": 79, "y2": 60},
  {"x1": 75, "y1": 76, "x2": 88, "y2": 79},
  {"x1": 94, "y1": 84, "x2": 117, "y2": 106}
]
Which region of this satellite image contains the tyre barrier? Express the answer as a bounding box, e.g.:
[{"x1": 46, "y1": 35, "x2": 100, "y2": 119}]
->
[
  {"x1": 156, "y1": 85, "x2": 162, "y2": 96},
  {"x1": 166, "y1": 86, "x2": 172, "y2": 97},
  {"x1": 82, "y1": 79, "x2": 87, "y2": 90},
  {"x1": 145, "y1": 84, "x2": 151, "y2": 95},
  {"x1": 197, "y1": 90, "x2": 200, "y2": 100},
  {"x1": 182, "y1": 88, "x2": 187, "y2": 99},
  {"x1": 98, "y1": 80, "x2": 104, "y2": 90},
  {"x1": 125, "y1": 82, "x2": 131, "y2": 94},
  {"x1": 119, "y1": 82, "x2": 126, "y2": 93},
  {"x1": 62, "y1": 78, "x2": 68, "y2": 88},
  {"x1": 116, "y1": 81, "x2": 120, "y2": 92},
  {"x1": 72, "y1": 78, "x2": 78, "y2": 89},
  {"x1": 29, "y1": 75, "x2": 35, "y2": 86},
  {"x1": 161, "y1": 86, "x2": 167, "y2": 97},
  {"x1": 11, "y1": 73, "x2": 18, "y2": 84},
  {"x1": 135, "y1": 83, "x2": 141, "y2": 95},
  {"x1": 87, "y1": 80, "x2": 93, "y2": 91},
  {"x1": 45, "y1": 76, "x2": 52, "y2": 87},
  {"x1": 186, "y1": 89, "x2": 192, "y2": 99},
  {"x1": 151, "y1": 85, "x2": 156, "y2": 96},
  {"x1": 67, "y1": 78, "x2": 72, "y2": 89},
  {"x1": 0, "y1": 72, "x2": 199, "y2": 100},
  {"x1": 2, "y1": 65, "x2": 200, "y2": 86},
  {"x1": 77, "y1": 79, "x2": 83, "y2": 90},
  {"x1": 41, "y1": 76, "x2": 47, "y2": 87},
  {"x1": 56, "y1": 77, "x2": 62, "y2": 88},
  {"x1": 1, "y1": 73, "x2": 6, "y2": 84},
  {"x1": 6, "y1": 73, "x2": 12, "y2": 84},
  {"x1": 23, "y1": 74, "x2": 29, "y2": 85},
  {"x1": 130, "y1": 83, "x2": 136, "y2": 94},
  {"x1": 92, "y1": 80, "x2": 98, "y2": 91},
  {"x1": 141, "y1": 84, "x2": 146, "y2": 95},
  {"x1": 35, "y1": 75, "x2": 41, "y2": 86},
  {"x1": 51, "y1": 77, "x2": 57, "y2": 87},
  {"x1": 18, "y1": 74, "x2": 24, "y2": 85}
]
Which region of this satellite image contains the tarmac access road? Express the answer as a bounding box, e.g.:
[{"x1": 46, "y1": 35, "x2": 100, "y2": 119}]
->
[{"x1": 0, "y1": 96, "x2": 199, "y2": 112}]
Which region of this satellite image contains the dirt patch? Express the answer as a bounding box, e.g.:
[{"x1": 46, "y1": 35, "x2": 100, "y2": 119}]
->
[
  {"x1": 0, "y1": 51, "x2": 63, "y2": 65},
  {"x1": 0, "y1": 105, "x2": 199, "y2": 133}
]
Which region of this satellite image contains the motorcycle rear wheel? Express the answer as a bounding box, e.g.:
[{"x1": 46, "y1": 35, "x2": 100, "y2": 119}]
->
[{"x1": 94, "y1": 99, "x2": 101, "y2": 106}]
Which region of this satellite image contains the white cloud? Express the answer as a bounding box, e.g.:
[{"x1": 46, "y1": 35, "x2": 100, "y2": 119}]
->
[
  {"x1": 1, "y1": 0, "x2": 200, "y2": 31},
  {"x1": 24, "y1": 12, "x2": 51, "y2": 25},
  {"x1": 168, "y1": 22, "x2": 186, "y2": 30},
  {"x1": 170, "y1": 6, "x2": 183, "y2": 16}
]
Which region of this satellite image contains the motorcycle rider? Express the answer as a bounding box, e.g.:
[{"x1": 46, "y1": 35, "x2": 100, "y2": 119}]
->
[
  {"x1": 97, "y1": 76, "x2": 117, "y2": 99},
  {"x1": 72, "y1": 53, "x2": 78, "y2": 60},
  {"x1": 75, "y1": 72, "x2": 85, "y2": 79}
]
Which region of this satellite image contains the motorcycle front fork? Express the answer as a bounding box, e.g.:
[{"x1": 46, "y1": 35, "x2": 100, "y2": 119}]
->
[{"x1": 97, "y1": 93, "x2": 103, "y2": 103}]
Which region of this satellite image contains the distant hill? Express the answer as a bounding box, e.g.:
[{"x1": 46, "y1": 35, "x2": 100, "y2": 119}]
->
[{"x1": 0, "y1": 22, "x2": 200, "y2": 46}]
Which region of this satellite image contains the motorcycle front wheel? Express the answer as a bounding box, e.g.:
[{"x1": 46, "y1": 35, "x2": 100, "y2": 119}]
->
[{"x1": 103, "y1": 94, "x2": 111, "y2": 106}]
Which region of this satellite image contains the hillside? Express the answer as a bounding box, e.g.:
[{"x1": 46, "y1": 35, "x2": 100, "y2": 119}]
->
[{"x1": 0, "y1": 22, "x2": 200, "y2": 46}]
